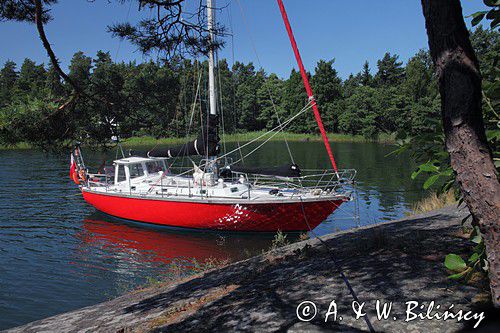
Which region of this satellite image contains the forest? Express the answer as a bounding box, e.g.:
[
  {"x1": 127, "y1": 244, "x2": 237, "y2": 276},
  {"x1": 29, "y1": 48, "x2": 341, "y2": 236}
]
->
[{"x1": 0, "y1": 26, "x2": 497, "y2": 148}]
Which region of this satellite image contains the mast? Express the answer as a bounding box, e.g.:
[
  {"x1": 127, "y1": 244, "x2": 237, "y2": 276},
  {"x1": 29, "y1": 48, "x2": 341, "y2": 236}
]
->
[
  {"x1": 149, "y1": 0, "x2": 219, "y2": 163},
  {"x1": 206, "y1": 0, "x2": 219, "y2": 176},
  {"x1": 207, "y1": 0, "x2": 217, "y2": 117}
]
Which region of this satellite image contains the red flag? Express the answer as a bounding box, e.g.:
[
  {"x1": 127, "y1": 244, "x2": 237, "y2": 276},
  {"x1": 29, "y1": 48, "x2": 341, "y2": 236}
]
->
[{"x1": 70, "y1": 154, "x2": 79, "y2": 185}]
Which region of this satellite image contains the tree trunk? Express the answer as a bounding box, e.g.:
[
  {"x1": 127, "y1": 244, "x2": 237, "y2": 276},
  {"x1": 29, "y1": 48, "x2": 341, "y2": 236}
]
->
[{"x1": 421, "y1": 0, "x2": 500, "y2": 307}]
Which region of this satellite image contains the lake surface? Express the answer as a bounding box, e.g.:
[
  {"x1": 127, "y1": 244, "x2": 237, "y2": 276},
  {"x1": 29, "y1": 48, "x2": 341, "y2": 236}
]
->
[{"x1": 0, "y1": 141, "x2": 426, "y2": 329}]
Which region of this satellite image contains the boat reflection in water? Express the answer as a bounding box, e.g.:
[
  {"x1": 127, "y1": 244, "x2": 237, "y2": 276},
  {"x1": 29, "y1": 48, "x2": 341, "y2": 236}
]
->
[{"x1": 80, "y1": 212, "x2": 291, "y2": 277}]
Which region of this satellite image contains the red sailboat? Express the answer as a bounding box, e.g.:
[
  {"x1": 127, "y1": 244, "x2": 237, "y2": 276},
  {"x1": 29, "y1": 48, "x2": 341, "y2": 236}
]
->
[{"x1": 71, "y1": 0, "x2": 355, "y2": 232}]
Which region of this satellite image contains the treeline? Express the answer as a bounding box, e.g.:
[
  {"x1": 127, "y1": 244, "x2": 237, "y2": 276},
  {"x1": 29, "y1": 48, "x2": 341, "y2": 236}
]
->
[{"x1": 0, "y1": 26, "x2": 497, "y2": 147}]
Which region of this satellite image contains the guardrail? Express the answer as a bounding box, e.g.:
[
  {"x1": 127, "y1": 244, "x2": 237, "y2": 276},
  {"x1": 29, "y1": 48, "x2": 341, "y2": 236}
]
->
[{"x1": 85, "y1": 166, "x2": 356, "y2": 200}]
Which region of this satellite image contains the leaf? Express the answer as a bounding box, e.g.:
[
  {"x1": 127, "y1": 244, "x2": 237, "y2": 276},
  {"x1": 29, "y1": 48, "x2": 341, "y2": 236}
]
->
[
  {"x1": 386, "y1": 144, "x2": 408, "y2": 157},
  {"x1": 419, "y1": 161, "x2": 440, "y2": 173},
  {"x1": 471, "y1": 226, "x2": 482, "y2": 244},
  {"x1": 423, "y1": 174, "x2": 441, "y2": 189},
  {"x1": 486, "y1": 9, "x2": 500, "y2": 29},
  {"x1": 441, "y1": 179, "x2": 455, "y2": 193},
  {"x1": 486, "y1": 8, "x2": 499, "y2": 20},
  {"x1": 473, "y1": 242, "x2": 485, "y2": 254},
  {"x1": 469, "y1": 11, "x2": 487, "y2": 26},
  {"x1": 483, "y1": 0, "x2": 500, "y2": 7},
  {"x1": 494, "y1": 158, "x2": 500, "y2": 168},
  {"x1": 472, "y1": 14, "x2": 485, "y2": 26},
  {"x1": 491, "y1": 16, "x2": 500, "y2": 29},
  {"x1": 448, "y1": 271, "x2": 467, "y2": 280},
  {"x1": 485, "y1": 80, "x2": 500, "y2": 100},
  {"x1": 486, "y1": 129, "x2": 500, "y2": 141},
  {"x1": 445, "y1": 254, "x2": 467, "y2": 272},
  {"x1": 468, "y1": 252, "x2": 480, "y2": 264},
  {"x1": 441, "y1": 168, "x2": 454, "y2": 177}
]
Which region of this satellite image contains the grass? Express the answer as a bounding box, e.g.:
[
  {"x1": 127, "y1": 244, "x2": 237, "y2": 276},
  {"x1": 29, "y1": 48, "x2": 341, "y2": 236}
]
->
[
  {"x1": 411, "y1": 190, "x2": 458, "y2": 214},
  {"x1": 0, "y1": 131, "x2": 396, "y2": 150},
  {"x1": 121, "y1": 131, "x2": 396, "y2": 148},
  {"x1": 0, "y1": 142, "x2": 32, "y2": 150},
  {"x1": 140, "y1": 257, "x2": 230, "y2": 291},
  {"x1": 269, "y1": 230, "x2": 290, "y2": 250}
]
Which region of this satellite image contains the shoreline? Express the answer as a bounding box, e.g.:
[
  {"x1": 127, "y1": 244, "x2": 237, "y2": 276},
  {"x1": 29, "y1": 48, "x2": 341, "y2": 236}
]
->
[
  {"x1": 0, "y1": 132, "x2": 396, "y2": 150},
  {"x1": 6, "y1": 205, "x2": 497, "y2": 332}
]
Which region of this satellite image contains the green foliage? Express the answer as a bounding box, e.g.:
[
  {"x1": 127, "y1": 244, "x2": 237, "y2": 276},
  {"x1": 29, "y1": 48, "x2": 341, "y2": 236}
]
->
[
  {"x1": 270, "y1": 230, "x2": 289, "y2": 250},
  {"x1": 382, "y1": 26, "x2": 499, "y2": 284},
  {"x1": 410, "y1": 160, "x2": 454, "y2": 190},
  {"x1": 282, "y1": 69, "x2": 310, "y2": 133},
  {"x1": 0, "y1": 97, "x2": 74, "y2": 147},
  {"x1": 374, "y1": 52, "x2": 405, "y2": 87},
  {"x1": 256, "y1": 73, "x2": 286, "y2": 130},
  {"x1": 0, "y1": 27, "x2": 497, "y2": 149},
  {"x1": 401, "y1": 27, "x2": 499, "y2": 196},
  {"x1": 445, "y1": 254, "x2": 467, "y2": 272},
  {"x1": 0, "y1": 60, "x2": 17, "y2": 107},
  {"x1": 467, "y1": 1, "x2": 500, "y2": 29},
  {"x1": 233, "y1": 62, "x2": 265, "y2": 131},
  {"x1": 445, "y1": 227, "x2": 488, "y2": 281},
  {"x1": 312, "y1": 59, "x2": 343, "y2": 132},
  {"x1": 0, "y1": 0, "x2": 57, "y2": 23}
]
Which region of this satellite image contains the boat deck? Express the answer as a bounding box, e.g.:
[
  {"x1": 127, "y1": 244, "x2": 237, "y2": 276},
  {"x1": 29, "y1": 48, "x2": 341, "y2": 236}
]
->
[{"x1": 84, "y1": 172, "x2": 352, "y2": 204}]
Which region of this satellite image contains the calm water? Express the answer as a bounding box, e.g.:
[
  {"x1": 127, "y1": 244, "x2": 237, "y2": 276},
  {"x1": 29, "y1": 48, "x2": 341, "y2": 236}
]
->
[{"x1": 0, "y1": 141, "x2": 425, "y2": 329}]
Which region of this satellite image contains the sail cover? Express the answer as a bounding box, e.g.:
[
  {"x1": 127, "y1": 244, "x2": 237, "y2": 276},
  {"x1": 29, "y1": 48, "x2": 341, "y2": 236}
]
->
[
  {"x1": 222, "y1": 163, "x2": 301, "y2": 178},
  {"x1": 148, "y1": 115, "x2": 219, "y2": 158}
]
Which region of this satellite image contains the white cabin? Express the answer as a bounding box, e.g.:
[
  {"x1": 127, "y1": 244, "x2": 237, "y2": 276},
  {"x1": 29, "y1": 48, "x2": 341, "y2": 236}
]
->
[{"x1": 113, "y1": 157, "x2": 168, "y2": 186}]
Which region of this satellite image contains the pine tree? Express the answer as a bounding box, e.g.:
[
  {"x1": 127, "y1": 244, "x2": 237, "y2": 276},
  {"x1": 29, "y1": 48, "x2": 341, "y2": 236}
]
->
[
  {"x1": 16, "y1": 58, "x2": 46, "y2": 96},
  {"x1": 374, "y1": 52, "x2": 405, "y2": 86},
  {"x1": 0, "y1": 60, "x2": 18, "y2": 107},
  {"x1": 360, "y1": 61, "x2": 372, "y2": 86},
  {"x1": 68, "y1": 51, "x2": 92, "y2": 90},
  {"x1": 312, "y1": 59, "x2": 342, "y2": 132},
  {"x1": 45, "y1": 63, "x2": 66, "y2": 97},
  {"x1": 257, "y1": 73, "x2": 286, "y2": 130},
  {"x1": 233, "y1": 62, "x2": 265, "y2": 131},
  {"x1": 282, "y1": 69, "x2": 310, "y2": 133}
]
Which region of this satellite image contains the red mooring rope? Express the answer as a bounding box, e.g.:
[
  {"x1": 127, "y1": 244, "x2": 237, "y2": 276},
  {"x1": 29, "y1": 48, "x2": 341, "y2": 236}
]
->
[{"x1": 277, "y1": 0, "x2": 339, "y2": 174}]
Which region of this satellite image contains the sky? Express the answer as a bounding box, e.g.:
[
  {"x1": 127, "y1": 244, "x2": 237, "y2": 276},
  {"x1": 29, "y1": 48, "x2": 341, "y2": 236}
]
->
[{"x1": 0, "y1": 0, "x2": 490, "y2": 80}]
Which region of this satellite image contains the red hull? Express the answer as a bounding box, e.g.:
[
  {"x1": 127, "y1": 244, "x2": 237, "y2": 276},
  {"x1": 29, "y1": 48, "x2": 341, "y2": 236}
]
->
[{"x1": 82, "y1": 190, "x2": 345, "y2": 232}]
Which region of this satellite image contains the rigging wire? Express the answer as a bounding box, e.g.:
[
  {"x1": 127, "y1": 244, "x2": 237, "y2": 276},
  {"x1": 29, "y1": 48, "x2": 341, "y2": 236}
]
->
[
  {"x1": 114, "y1": 0, "x2": 133, "y2": 62},
  {"x1": 235, "y1": 0, "x2": 295, "y2": 165},
  {"x1": 166, "y1": 65, "x2": 203, "y2": 169},
  {"x1": 171, "y1": 101, "x2": 312, "y2": 178},
  {"x1": 231, "y1": 3, "x2": 370, "y2": 330},
  {"x1": 299, "y1": 197, "x2": 375, "y2": 333},
  {"x1": 213, "y1": 5, "x2": 228, "y2": 164},
  {"x1": 227, "y1": 1, "x2": 245, "y2": 164},
  {"x1": 109, "y1": 0, "x2": 133, "y2": 159},
  {"x1": 216, "y1": 100, "x2": 312, "y2": 164},
  {"x1": 216, "y1": 52, "x2": 228, "y2": 164}
]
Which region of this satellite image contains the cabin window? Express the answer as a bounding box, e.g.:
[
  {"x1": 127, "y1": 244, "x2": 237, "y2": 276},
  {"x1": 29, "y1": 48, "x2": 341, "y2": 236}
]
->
[
  {"x1": 129, "y1": 163, "x2": 145, "y2": 179},
  {"x1": 105, "y1": 165, "x2": 115, "y2": 177},
  {"x1": 116, "y1": 165, "x2": 126, "y2": 183},
  {"x1": 146, "y1": 161, "x2": 165, "y2": 174}
]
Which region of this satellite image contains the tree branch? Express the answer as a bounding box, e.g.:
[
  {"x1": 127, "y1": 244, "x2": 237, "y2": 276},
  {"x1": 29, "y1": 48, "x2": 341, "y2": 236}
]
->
[{"x1": 34, "y1": 0, "x2": 80, "y2": 95}]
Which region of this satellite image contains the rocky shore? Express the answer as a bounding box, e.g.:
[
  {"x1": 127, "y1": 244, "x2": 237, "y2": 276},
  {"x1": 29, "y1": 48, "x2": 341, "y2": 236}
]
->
[{"x1": 6, "y1": 206, "x2": 498, "y2": 332}]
